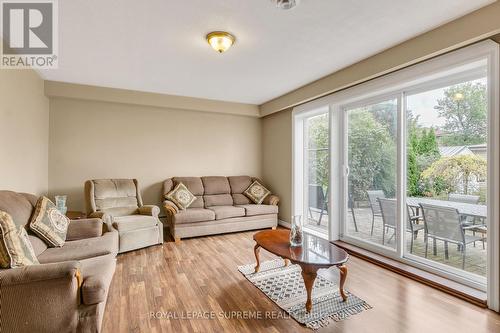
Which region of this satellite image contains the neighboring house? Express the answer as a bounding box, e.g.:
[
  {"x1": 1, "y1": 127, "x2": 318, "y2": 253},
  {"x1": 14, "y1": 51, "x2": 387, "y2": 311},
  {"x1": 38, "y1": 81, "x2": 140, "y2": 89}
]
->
[
  {"x1": 438, "y1": 145, "x2": 474, "y2": 157},
  {"x1": 467, "y1": 143, "x2": 488, "y2": 160}
]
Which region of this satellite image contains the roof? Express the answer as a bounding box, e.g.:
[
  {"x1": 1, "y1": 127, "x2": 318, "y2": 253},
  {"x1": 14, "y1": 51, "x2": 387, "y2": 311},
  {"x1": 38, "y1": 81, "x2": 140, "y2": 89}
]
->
[{"x1": 438, "y1": 146, "x2": 474, "y2": 157}]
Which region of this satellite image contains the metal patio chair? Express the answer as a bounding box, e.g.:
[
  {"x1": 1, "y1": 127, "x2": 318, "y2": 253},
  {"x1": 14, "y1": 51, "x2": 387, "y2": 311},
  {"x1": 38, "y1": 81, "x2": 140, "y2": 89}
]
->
[
  {"x1": 367, "y1": 190, "x2": 385, "y2": 235},
  {"x1": 308, "y1": 184, "x2": 328, "y2": 225},
  {"x1": 419, "y1": 203, "x2": 483, "y2": 269},
  {"x1": 378, "y1": 198, "x2": 425, "y2": 252},
  {"x1": 448, "y1": 193, "x2": 484, "y2": 248}
]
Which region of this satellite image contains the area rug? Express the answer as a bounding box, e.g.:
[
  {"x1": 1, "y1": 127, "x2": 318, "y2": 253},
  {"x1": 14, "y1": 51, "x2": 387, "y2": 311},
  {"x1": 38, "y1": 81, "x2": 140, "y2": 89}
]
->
[{"x1": 238, "y1": 259, "x2": 371, "y2": 330}]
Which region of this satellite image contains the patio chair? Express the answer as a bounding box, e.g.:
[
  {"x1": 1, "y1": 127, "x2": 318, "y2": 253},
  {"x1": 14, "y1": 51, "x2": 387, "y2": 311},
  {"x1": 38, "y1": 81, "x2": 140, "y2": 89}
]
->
[
  {"x1": 367, "y1": 190, "x2": 385, "y2": 235},
  {"x1": 378, "y1": 198, "x2": 425, "y2": 252},
  {"x1": 377, "y1": 198, "x2": 396, "y2": 246},
  {"x1": 308, "y1": 184, "x2": 328, "y2": 225},
  {"x1": 448, "y1": 193, "x2": 484, "y2": 248},
  {"x1": 348, "y1": 192, "x2": 358, "y2": 232},
  {"x1": 419, "y1": 203, "x2": 483, "y2": 269}
]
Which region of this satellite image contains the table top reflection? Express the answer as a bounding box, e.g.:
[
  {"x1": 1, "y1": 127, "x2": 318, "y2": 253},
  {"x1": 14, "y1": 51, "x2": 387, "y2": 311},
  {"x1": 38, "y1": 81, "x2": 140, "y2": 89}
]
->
[{"x1": 253, "y1": 229, "x2": 348, "y2": 267}]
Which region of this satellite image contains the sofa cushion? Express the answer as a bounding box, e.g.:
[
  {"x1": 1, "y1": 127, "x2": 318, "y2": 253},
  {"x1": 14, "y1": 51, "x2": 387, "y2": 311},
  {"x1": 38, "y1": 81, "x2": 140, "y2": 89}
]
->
[
  {"x1": 93, "y1": 179, "x2": 139, "y2": 214},
  {"x1": 172, "y1": 177, "x2": 205, "y2": 208},
  {"x1": 165, "y1": 183, "x2": 196, "y2": 210},
  {"x1": 237, "y1": 204, "x2": 278, "y2": 217},
  {"x1": 0, "y1": 191, "x2": 38, "y2": 229},
  {"x1": 173, "y1": 208, "x2": 215, "y2": 224},
  {"x1": 202, "y1": 176, "x2": 230, "y2": 195},
  {"x1": 28, "y1": 234, "x2": 48, "y2": 256},
  {"x1": 29, "y1": 197, "x2": 70, "y2": 247},
  {"x1": 204, "y1": 194, "x2": 233, "y2": 207},
  {"x1": 0, "y1": 211, "x2": 39, "y2": 268},
  {"x1": 37, "y1": 233, "x2": 117, "y2": 264},
  {"x1": 112, "y1": 215, "x2": 158, "y2": 232},
  {"x1": 228, "y1": 176, "x2": 253, "y2": 194},
  {"x1": 80, "y1": 254, "x2": 116, "y2": 305},
  {"x1": 244, "y1": 181, "x2": 271, "y2": 204},
  {"x1": 208, "y1": 206, "x2": 246, "y2": 220},
  {"x1": 232, "y1": 193, "x2": 252, "y2": 205},
  {"x1": 100, "y1": 206, "x2": 139, "y2": 217},
  {"x1": 172, "y1": 177, "x2": 204, "y2": 195}
]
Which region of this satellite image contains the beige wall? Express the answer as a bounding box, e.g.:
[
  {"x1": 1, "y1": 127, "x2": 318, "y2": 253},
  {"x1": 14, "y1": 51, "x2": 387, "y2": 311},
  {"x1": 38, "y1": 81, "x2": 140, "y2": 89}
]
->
[
  {"x1": 0, "y1": 69, "x2": 49, "y2": 195},
  {"x1": 48, "y1": 98, "x2": 262, "y2": 212},
  {"x1": 262, "y1": 109, "x2": 292, "y2": 223}
]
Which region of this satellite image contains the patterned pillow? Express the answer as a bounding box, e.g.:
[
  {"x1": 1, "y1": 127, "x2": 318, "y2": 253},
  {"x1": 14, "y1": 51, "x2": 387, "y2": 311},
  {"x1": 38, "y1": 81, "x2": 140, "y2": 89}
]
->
[
  {"x1": 244, "y1": 181, "x2": 271, "y2": 204},
  {"x1": 29, "y1": 197, "x2": 70, "y2": 247},
  {"x1": 166, "y1": 183, "x2": 196, "y2": 210},
  {"x1": 0, "y1": 210, "x2": 39, "y2": 268}
]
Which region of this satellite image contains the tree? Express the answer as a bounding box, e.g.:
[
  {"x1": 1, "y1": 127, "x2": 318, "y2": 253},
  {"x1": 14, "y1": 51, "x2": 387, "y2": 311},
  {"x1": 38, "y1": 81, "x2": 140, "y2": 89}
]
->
[
  {"x1": 421, "y1": 155, "x2": 487, "y2": 195},
  {"x1": 307, "y1": 114, "x2": 329, "y2": 191},
  {"x1": 406, "y1": 110, "x2": 440, "y2": 196},
  {"x1": 348, "y1": 110, "x2": 396, "y2": 200},
  {"x1": 435, "y1": 82, "x2": 487, "y2": 145}
]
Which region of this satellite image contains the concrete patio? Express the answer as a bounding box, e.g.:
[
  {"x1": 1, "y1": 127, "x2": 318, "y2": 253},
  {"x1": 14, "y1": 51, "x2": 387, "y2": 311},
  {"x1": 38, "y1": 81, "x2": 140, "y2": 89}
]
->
[{"x1": 306, "y1": 207, "x2": 487, "y2": 277}]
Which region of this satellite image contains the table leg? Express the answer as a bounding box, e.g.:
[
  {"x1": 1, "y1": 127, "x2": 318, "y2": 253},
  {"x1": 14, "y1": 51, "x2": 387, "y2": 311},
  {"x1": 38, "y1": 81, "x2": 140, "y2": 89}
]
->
[
  {"x1": 300, "y1": 265, "x2": 318, "y2": 313},
  {"x1": 254, "y1": 244, "x2": 261, "y2": 273},
  {"x1": 338, "y1": 264, "x2": 348, "y2": 301},
  {"x1": 284, "y1": 258, "x2": 290, "y2": 267}
]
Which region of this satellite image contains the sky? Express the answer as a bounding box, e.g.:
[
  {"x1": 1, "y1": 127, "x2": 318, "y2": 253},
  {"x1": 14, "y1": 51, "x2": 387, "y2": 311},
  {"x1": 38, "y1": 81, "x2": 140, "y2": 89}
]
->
[{"x1": 407, "y1": 77, "x2": 487, "y2": 128}]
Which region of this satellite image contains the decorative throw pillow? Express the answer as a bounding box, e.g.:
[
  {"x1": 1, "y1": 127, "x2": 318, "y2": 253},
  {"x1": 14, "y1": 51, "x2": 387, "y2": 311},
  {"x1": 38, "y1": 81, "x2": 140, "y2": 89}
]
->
[
  {"x1": 30, "y1": 197, "x2": 70, "y2": 247},
  {"x1": 244, "y1": 181, "x2": 271, "y2": 204},
  {"x1": 166, "y1": 183, "x2": 196, "y2": 210},
  {"x1": 0, "y1": 210, "x2": 39, "y2": 268}
]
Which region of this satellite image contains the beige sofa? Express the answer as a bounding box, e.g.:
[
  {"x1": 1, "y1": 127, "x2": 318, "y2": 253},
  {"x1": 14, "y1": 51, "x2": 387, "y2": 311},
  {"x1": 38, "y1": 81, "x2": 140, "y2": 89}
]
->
[
  {"x1": 0, "y1": 190, "x2": 118, "y2": 333},
  {"x1": 85, "y1": 179, "x2": 164, "y2": 253},
  {"x1": 163, "y1": 176, "x2": 279, "y2": 241}
]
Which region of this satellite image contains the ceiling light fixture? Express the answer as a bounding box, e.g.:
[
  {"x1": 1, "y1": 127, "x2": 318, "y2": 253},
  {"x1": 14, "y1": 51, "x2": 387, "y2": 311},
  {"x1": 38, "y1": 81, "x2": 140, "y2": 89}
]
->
[
  {"x1": 206, "y1": 31, "x2": 235, "y2": 53},
  {"x1": 272, "y1": 0, "x2": 300, "y2": 10}
]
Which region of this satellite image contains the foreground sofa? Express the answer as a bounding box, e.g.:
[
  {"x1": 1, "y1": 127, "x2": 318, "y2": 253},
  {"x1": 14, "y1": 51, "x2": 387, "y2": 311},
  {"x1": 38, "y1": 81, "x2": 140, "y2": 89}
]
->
[
  {"x1": 163, "y1": 176, "x2": 279, "y2": 241},
  {"x1": 0, "y1": 190, "x2": 118, "y2": 333},
  {"x1": 85, "y1": 179, "x2": 163, "y2": 253}
]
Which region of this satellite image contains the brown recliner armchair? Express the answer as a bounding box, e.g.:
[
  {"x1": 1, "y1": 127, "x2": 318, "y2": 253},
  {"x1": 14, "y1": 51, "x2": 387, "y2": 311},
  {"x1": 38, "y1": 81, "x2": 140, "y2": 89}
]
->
[
  {"x1": 85, "y1": 179, "x2": 163, "y2": 253},
  {"x1": 0, "y1": 190, "x2": 118, "y2": 333}
]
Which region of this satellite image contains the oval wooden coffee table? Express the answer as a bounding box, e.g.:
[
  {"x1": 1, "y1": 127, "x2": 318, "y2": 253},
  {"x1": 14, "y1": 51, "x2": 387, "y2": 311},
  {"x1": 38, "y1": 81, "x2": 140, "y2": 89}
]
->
[{"x1": 253, "y1": 229, "x2": 349, "y2": 313}]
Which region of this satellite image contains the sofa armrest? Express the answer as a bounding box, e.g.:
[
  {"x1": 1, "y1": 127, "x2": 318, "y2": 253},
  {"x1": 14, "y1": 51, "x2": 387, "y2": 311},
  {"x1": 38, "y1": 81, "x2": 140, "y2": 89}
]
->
[
  {"x1": 88, "y1": 211, "x2": 117, "y2": 236},
  {"x1": 66, "y1": 218, "x2": 103, "y2": 241},
  {"x1": 0, "y1": 261, "x2": 82, "y2": 286},
  {"x1": 163, "y1": 200, "x2": 179, "y2": 215},
  {"x1": 0, "y1": 262, "x2": 82, "y2": 332},
  {"x1": 88, "y1": 211, "x2": 109, "y2": 222},
  {"x1": 138, "y1": 205, "x2": 160, "y2": 218},
  {"x1": 263, "y1": 194, "x2": 280, "y2": 206}
]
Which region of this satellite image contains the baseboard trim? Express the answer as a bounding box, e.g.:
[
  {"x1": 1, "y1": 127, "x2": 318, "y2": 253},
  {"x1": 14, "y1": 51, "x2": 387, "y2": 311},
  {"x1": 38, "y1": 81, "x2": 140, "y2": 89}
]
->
[{"x1": 278, "y1": 219, "x2": 291, "y2": 229}]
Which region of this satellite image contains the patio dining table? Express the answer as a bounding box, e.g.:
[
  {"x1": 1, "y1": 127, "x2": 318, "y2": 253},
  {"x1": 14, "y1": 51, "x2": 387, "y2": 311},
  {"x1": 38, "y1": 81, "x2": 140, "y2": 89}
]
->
[{"x1": 406, "y1": 197, "x2": 487, "y2": 219}]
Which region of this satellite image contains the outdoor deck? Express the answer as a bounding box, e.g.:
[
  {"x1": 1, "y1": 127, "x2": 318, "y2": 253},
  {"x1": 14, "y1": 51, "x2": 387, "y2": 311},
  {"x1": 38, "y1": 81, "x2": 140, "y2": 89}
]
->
[{"x1": 306, "y1": 207, "x2": 486, "y2": 277}]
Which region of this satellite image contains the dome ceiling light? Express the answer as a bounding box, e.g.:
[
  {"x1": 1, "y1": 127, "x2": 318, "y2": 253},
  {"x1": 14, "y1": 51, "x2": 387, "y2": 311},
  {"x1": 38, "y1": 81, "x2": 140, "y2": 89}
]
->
[
  {"x1": 272, "y1": 0, "x2": 300, "y2": 10},
  {"x1": 206, "y1": 31, "x2": 236, "y2": 53}
]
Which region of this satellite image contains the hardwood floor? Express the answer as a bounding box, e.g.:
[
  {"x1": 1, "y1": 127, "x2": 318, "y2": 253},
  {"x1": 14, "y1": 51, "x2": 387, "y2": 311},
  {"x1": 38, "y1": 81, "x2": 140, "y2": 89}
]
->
[{"x1": 102, "y1": 230, "x2": 500, "y2": 333}]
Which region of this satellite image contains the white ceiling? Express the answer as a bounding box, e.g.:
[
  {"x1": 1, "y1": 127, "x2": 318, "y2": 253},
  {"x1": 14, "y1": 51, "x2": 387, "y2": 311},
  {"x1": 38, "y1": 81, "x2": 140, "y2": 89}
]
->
[{"x1": 37, "y1": 0, "x2": 495, "y2": 104}]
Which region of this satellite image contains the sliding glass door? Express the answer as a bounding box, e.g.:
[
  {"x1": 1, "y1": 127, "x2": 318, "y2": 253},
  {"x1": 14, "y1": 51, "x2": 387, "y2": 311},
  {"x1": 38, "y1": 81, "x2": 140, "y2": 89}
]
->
[{"x1": 293, "y1": 42, "x2": 499, "y2": 303}]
